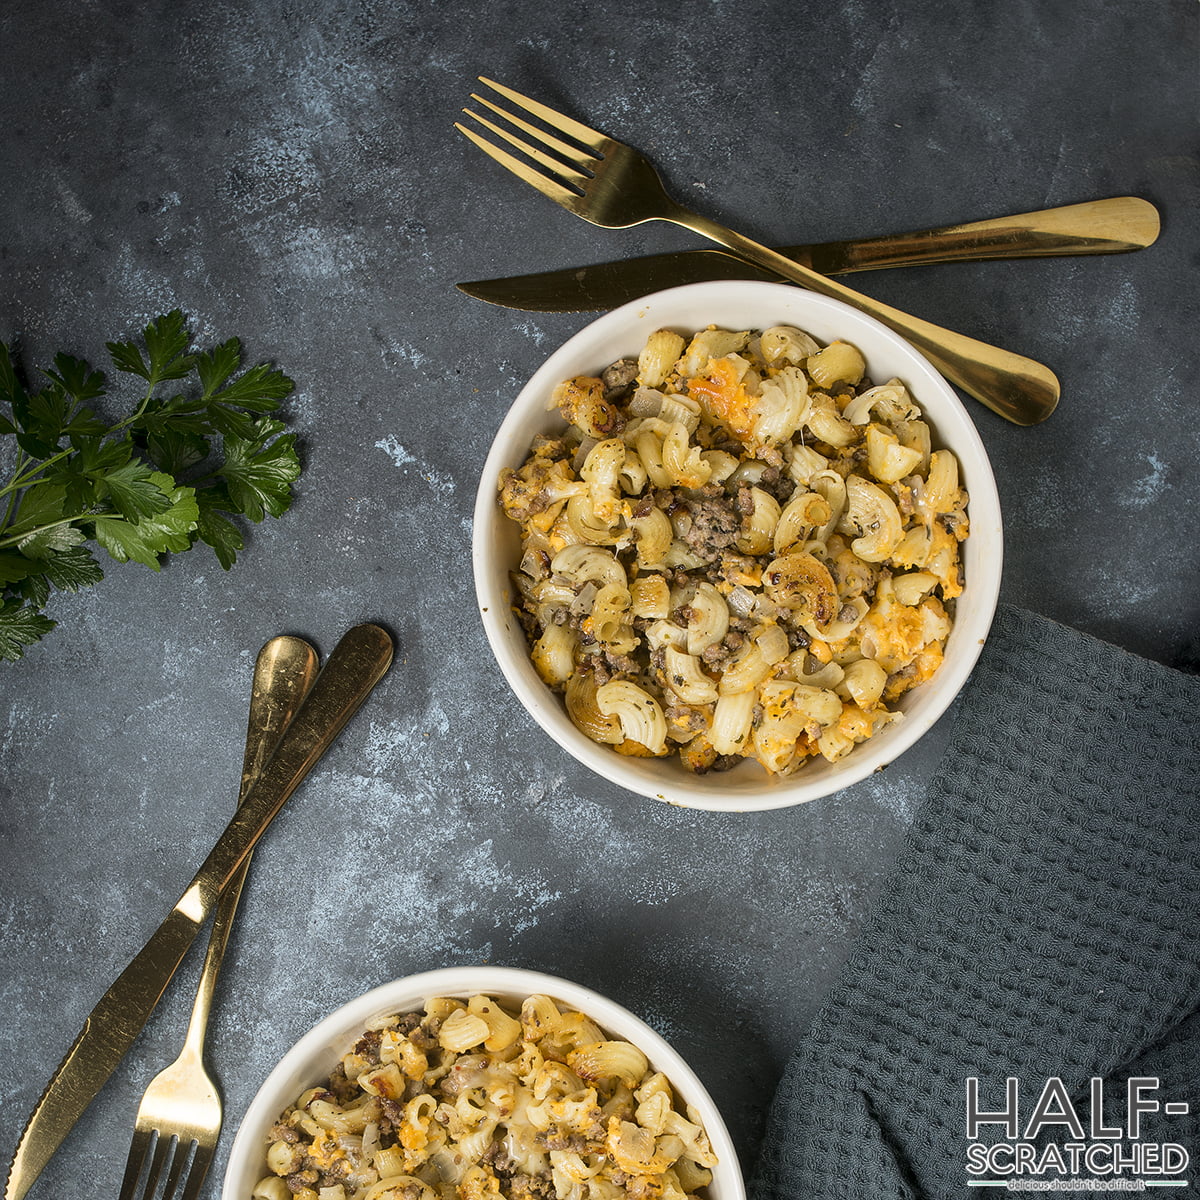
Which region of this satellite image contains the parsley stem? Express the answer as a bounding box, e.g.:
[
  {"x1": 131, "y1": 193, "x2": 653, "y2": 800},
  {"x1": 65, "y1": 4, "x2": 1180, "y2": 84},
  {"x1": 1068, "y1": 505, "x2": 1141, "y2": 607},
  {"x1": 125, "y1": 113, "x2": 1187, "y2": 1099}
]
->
[
  {"x1": 1, "y1": 448, "x2": 29, "y2": 528},
  {"x1": 0, "y1": 515, "x2": 92, "y2": 551},
  {"x1": 0, "y1": 449, "x2": 71, "y2": 499},
  {"x1": 0, "y1": 396, "x2": 111, "y2": 502},
  {"x1": 113, "y1": 382, "x2": 157, "y2": 432},
  {"x1": 0, "y1": 390, "x2": 157, "y2": 505}
]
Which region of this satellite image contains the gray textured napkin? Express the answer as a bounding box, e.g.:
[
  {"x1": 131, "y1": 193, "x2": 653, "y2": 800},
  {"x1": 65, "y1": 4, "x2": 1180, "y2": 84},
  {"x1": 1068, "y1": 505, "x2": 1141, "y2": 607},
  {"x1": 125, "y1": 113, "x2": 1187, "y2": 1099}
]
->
[{"x1": 751, "y1": 604, "x2": 1200, "y2": 1200}]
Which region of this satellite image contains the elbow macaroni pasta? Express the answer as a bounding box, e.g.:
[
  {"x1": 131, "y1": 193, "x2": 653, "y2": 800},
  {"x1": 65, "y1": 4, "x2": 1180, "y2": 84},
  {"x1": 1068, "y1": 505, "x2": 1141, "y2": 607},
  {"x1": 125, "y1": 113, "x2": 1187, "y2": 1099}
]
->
[
  {"x1": 497, "y1": 322, "x2": 969, "y2": 777},
  {"x1": 253, "y1": 995, "x2": 717, "y2": 1200}
]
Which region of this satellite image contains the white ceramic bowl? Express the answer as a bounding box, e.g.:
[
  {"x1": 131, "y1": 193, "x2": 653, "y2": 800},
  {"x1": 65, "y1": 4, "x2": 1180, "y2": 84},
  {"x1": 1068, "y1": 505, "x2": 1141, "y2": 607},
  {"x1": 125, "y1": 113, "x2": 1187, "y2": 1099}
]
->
[
  {"x1": 473, "y1": 281, "x2": 1002, "y2": 811},
  {"x1": 222, "y1": 965, "x2": 745, "y2": 1200}
]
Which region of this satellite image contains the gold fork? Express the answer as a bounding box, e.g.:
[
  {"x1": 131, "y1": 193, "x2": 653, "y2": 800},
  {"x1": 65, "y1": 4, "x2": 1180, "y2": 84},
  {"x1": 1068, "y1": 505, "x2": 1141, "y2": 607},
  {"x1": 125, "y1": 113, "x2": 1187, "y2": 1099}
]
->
[
  {"x1": 456, "y1": 77, "x2": 1060, "y2": 426},
  {"x1": 116, "y1": 635, "x2": 319, "y2": 1200}
]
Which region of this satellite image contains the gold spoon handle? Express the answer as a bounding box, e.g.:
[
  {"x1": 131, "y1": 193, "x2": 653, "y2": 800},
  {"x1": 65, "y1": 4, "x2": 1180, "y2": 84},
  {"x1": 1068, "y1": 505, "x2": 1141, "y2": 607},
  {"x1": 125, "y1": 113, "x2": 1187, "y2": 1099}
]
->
[
  {"x1": 178, "y1": 635, "x2": 320, "y2": 1063},
  {"x1": 670, "y1": 206, "x2": 1061, "y2": 426}
]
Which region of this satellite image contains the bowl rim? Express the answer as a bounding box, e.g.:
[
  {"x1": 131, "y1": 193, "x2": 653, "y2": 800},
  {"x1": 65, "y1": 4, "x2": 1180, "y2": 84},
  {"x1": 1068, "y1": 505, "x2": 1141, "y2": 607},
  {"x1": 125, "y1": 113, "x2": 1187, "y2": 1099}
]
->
[
  {"x1": 221, "y1": 964, "x2": 746, "y2": 1200},
  {"x1": 472, "y1": 280, "x2": 1002, "y2": 811}
]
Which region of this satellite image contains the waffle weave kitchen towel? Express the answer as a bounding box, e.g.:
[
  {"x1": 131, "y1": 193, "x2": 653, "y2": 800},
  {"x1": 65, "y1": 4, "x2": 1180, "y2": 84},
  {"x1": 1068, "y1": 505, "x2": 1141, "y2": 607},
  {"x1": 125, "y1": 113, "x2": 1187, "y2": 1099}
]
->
[{"x1": 750, "y1": 604, "x2": 1200, "y2": 1200}]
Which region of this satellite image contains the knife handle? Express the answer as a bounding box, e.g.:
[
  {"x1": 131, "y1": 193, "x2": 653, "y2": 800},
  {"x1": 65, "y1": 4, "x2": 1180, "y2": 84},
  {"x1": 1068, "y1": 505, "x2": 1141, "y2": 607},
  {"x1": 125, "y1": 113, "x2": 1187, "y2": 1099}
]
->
[
  {"x1": 4, "y1": 910, "x2": 206, "y2": 1200},
  {"x1": 5, "y1": 623, "x2": 393, "y2": 1200},
  {"x1": 803, "y1": 196, "x2": 1161, "y2": 274},
  {"x1": 182, "y1": 622, "x2": 393, "y2": 917}
]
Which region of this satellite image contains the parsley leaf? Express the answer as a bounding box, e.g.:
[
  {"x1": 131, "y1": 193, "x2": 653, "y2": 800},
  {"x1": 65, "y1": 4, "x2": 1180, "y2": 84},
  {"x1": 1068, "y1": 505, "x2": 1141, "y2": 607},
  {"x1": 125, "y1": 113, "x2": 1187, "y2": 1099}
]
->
[
  {"x1": 92, "y1": 474, "x2": 199, "y2": 569},
  {"x1": 98, "y1": 458, "x2": 175, "y2": 522},
  {"x1": 195, "y1": 494, "x2": 245, "y2": 571},
  {"x1": 218, "y1": 419, "x2": 301, "y2": 521},
  {"x1": 0, "y1": 552, "x2": 39, "y2": 584},
  {"x1": 0, "y1": 312, "x2": 302, "y2": 661},
  {"x1": 105, "y1": 310, "x2": 192, "y2": 387},
  {"x1": 45, "y1": 353, "x2": 106, "y2": 404},
  {"x1": 0, "y1": 602, "x2": 56, "y2": 662},
  {"x1": 40, "y1": 546, "x2": 105, "y2": 591}
]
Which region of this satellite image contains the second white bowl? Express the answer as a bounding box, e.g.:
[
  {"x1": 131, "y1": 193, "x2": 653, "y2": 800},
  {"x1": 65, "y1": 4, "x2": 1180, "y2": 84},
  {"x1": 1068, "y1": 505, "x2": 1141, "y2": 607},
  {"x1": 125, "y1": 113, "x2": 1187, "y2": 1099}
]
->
[{"x1": 222, "y1": 965, "x2": 745, "y2": 1200}]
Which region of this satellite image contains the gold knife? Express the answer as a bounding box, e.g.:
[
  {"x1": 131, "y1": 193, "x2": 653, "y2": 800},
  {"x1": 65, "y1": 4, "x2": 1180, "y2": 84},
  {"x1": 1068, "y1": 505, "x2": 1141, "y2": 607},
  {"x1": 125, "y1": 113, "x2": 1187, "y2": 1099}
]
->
[
  {"x1": 457, "y1": 195, "x2": 1160, "y2": 312},
  {"x1": 4, "y1": 623, "x2": 394, "y2": 1200}
]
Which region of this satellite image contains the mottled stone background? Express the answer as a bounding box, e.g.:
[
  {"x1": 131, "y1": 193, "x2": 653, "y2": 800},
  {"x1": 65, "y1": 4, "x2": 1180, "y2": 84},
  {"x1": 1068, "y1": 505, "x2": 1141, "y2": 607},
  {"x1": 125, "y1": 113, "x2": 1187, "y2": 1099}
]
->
[{"x1": 1, "y1": 1, "x2": 1196, "y2": 1196}]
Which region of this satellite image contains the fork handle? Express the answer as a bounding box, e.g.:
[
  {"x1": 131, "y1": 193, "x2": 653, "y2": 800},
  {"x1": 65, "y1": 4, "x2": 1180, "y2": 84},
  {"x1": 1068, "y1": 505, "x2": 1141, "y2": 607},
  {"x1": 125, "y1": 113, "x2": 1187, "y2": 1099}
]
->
[
  {"x1": 178, "y1": 636, "x2": 319, "y2": 1063},
  {"x1": 667, "y1": 205, "x2": 1061, "y2": 426}
]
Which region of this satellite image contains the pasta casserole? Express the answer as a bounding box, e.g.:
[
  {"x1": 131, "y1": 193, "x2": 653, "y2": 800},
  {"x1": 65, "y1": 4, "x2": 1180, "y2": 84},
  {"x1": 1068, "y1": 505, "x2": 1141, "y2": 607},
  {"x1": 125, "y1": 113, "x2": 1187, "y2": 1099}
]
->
[
  {"x1": 497, "y1": 323, "x2": 969, "y2": 775},
  {"x1": 251, "y1": 992, "x2": 718, "y2": 1200}
]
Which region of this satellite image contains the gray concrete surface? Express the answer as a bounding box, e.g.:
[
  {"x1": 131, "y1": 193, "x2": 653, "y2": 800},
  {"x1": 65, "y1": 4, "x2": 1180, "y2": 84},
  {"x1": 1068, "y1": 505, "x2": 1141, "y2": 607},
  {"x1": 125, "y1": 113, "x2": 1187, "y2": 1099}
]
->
[{"x1": 1, "y1": 1, "x2": 1196, "y2": 1196}]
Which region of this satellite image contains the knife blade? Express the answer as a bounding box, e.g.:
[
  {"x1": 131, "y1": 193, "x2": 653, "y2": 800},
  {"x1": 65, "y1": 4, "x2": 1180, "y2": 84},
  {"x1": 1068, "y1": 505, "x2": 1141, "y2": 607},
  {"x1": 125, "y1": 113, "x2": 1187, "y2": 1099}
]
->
[
  {"x1": 456, "y1": 195, "x2": 1160, "y2": 312},
  {"x1": 4, "y1": 622, "x2": 394, "y2": 1200}
]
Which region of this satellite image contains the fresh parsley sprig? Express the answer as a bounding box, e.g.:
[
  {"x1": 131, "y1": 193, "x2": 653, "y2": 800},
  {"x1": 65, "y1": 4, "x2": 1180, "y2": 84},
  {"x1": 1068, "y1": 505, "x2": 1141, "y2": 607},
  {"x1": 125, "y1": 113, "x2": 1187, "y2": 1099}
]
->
[{"x1": 0, "y1": 310, "x2": 302, "y2": 662}]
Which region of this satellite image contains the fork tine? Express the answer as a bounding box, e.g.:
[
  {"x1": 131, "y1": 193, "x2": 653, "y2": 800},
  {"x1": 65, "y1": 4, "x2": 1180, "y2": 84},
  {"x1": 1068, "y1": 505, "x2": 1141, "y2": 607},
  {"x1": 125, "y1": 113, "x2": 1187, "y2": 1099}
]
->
[
  {"x1": 468, "y1": 92, "x2": 599, "y2": 172},
  {"x1": 159, "y1": 1137, "x2": 195, "y2": 1200},
  {"x1": 117, "y1": 1128, "x2": 155, "y2": 1200},
  {"x1": 179, "y1": 1141, "x2": 216, "y2": 1200},
  {"x1": 142, "y1": 1131, "x2": 175, "y2": 1199},
  {"x1": 455, "y1": 121, "x2": 587, "y2": 215},
  {"x1": 462, "y1": 103, "x2": 594, "y2": 185},
  {"x1": 477, "y1": 76, "x2": 611, "y2": 154}
]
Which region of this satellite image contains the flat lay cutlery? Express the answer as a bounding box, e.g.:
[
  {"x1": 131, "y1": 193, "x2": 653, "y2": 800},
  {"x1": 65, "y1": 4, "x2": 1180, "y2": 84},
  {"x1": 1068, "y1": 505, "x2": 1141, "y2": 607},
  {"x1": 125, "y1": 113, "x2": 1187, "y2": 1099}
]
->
[
  {"x1": 457, "y1": 195, "x2": 1161, "y2": 312},
  {"x1": 116, "y1": 635, "x2": 319, "y2": 1200},
  {"x1": 456, "y1": 76, "x2": 1061, "y2": 426},
  {"x1": 5, "y1": 623, "x2": 394, "y2": 1200}
]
